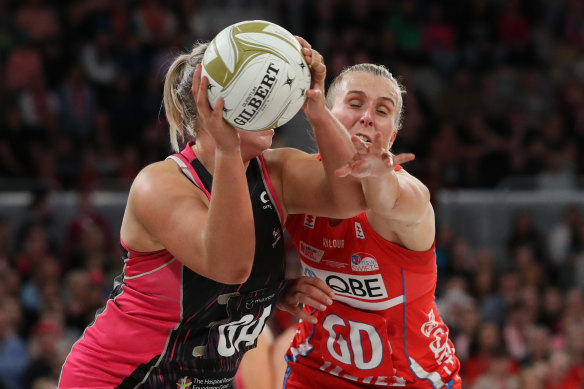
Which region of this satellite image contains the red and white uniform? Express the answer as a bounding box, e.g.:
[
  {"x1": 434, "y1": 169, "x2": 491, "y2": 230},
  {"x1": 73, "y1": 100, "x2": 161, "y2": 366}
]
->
[{"x1": 284, "y1": 207, "x2": 461, "y2": 388}]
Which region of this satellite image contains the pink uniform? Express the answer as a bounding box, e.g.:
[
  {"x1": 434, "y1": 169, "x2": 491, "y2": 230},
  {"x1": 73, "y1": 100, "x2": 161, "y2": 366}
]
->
[
  {"x1": 284, "y1": 208, "x2": 461, "y2": 388},
  {"x1": 59, "y1": 143, "x2": 287, "y2": 389}
]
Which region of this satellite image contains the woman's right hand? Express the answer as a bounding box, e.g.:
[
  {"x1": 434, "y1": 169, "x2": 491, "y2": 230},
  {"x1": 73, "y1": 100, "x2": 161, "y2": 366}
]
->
[{"x1": 192, "y1": 64, "x2": 241, "y2": 152}]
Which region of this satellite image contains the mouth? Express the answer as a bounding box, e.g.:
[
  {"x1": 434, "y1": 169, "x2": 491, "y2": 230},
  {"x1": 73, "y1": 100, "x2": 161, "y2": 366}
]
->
[{"x1": 356, "y1": 134, "x2": 371, "y2": 144}]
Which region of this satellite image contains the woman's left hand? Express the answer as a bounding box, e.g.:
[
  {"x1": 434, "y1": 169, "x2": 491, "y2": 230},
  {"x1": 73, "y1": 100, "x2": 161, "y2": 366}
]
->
[
  {"x1": 277, "y1": 276, "x2": 334, "y2": 324},
  {"x1": 335, "y1": 132, "x2": 416, "y2": 178},
  {"x1": 295, "y1": 36, "x2": 327, "y2": 119}
]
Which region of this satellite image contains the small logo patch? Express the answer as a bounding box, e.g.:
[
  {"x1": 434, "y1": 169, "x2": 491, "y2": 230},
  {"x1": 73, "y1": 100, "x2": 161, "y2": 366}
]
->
[
  {"x1": 304, "y1": 214, "x2": 316, "y2": 228},
  {"x1": 350, "y1": 253, "x2": 379, "y2": 271},
  {"x1": 299, "y1": 241, "x2": 324, "y2": 262},
  {"x1": 304, "y1": 267, "x2": 317, "y2": 278},
  {"x1": 260, "y1": 190, "x2": 272, "y2": 210},
  {"x1": 355, "y1": 222, "x2": 365, "y2": 239},
  {"x1": 176, "y1": 376, "x2": 193, "y2": 389}
]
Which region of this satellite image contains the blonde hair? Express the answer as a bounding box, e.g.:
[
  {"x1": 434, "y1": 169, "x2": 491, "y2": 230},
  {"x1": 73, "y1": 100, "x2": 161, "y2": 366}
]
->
[
  {"x1": 325, "y1": 63, "x2": 406, "y2": 132},
  {"x1": 163, "y1": 42, "x2": 209, "y2": 152}
]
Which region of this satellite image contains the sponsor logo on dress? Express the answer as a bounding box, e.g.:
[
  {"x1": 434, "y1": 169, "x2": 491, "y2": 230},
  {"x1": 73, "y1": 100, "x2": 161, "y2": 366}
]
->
[
  {"x1": 177, "y1": 377, "x2": 192, "y2": 389},
  {"x1": 304, "y1": 267, "x2": 317, "y2": 278},
  {"x1": 304, "y1": 214, "x2": 315, "y2": 228},
  {"x1": 302, "y1": 264, "x2": 402, "y2": 311},
  {"x1": 350, "y1": 253, "x2": 379, "y2": 272},
  {"x1": 355, "y1": 222, "x2": 365, "y2": 239},
  {"x1": 299, "y1": 241, "x2": 324, "y2": 262},
  {"x1": 323, "y1": 237, "x2": 344, "y2": 248},
  {"x1": 260, "y1": 190, "x2": 272, "y2": 210},
  {"x1": 216, "y1": 304, "x2": 272, "y2": 357},
  {"x1": 272, "y1": 227, "x2": 281, "y2": 247},
  {"x1": 176, "y1": 376, "x2": 234, "y2": 389},
  {"x1": 420, "y1": 309, "x2": 456, "y2": 375}
]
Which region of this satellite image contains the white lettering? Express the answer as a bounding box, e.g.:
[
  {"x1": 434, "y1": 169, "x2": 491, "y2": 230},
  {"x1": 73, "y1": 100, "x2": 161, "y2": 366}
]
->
[
  {"x1": 420, "y1": 309, "x2": 455, "y2": 368},
  {"x1": 349, "y1": 320, "x2": 383, "y2": 370},
  {"x1": 323, "y1": 315, "x2": 351, "y2": 364},
  {"x1": 323, "y1": 238, "x2": 345, "y2": 248},
  {"x1": 217, "y1": 304, "x2": 272, "y2": 357}
]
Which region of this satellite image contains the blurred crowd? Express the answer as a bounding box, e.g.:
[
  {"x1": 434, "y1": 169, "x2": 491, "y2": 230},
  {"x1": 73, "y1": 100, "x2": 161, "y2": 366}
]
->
[{"x1": 1, "y1": 0, "x2": 584, "y2": 388}]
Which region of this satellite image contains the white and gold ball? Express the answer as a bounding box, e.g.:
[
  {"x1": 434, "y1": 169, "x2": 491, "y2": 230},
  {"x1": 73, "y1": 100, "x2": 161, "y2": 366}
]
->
[{"x1": 201, "y1": 20, "x2": 311, "y2": 131}]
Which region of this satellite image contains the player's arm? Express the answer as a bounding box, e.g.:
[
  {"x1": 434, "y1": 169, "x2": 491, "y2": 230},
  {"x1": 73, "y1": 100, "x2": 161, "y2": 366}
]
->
[
  {"x1": 363, "y1": 168, "x2": 435, "y2": 251},
  {"x1": 338, "y1": 132, "x2": 432, "y2": 250},
  {"x1": 122, "y1": 155, "x2": 254, "y2": 285},
  {"x1": 121, "y1": 65, "x2": 255, "y2": 285},
  {"x1": 270, "y1": 38, "x2": 365, "y2": 218}
]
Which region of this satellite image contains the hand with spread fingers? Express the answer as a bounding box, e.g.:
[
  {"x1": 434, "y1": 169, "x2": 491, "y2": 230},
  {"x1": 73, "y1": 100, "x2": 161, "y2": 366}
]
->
[
  {"x1": 276, "y1": 276, "x2": 335, "y2": 324},
  {"x1": 335, "y1": 131, "x2": 415, "y2": 178}
]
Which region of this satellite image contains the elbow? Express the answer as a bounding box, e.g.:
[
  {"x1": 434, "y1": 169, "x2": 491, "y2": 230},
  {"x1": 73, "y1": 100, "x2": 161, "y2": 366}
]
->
[
  {"x1": 223, "y1": 266, "x2": 252, "y2": 285},
  {"x1": 217, "y1": 244, "x2": 255, "y2": 284},
  {"x1": 205, "y1": 259, "x2": 253, "y2": 285},
  {"x1": 194, "y1": 240, "x2": 255, "y2": 284}
]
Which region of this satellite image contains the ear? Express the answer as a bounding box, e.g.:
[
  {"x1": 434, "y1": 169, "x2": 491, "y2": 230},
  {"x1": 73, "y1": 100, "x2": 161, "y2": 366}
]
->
[{"x1": 388, "y1": 130, "x2": 397, "y2": 147}]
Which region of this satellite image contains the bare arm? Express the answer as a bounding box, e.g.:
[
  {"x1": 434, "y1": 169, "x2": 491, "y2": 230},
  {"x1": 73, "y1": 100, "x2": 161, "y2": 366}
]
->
[
  {"x1": 121, "y1": 65, "x2": 255, "y2": 284},
  {"x1": 338, "y1": 132, "x2": 434, "y2": 251},
  {"x1": 268, "y1": 39, "x2": 365, "y2": 218}
]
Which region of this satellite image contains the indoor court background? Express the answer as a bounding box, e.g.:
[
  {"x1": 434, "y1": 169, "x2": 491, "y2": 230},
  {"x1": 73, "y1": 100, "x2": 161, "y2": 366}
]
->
[{"x1": 0, "y1": 1, "x2": 583, "y2": 388}]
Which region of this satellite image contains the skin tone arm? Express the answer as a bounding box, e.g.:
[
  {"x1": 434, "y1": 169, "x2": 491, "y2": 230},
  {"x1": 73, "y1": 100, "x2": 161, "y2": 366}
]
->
[
  {"x1": 339, "y1": 132, "x2": 435, "y2": 251},
  {"x1": 264, "y1": 42, "x2": 366, "y2": 219},
  {"x1": 120, "y1": 65, "x2": 255, "y2": 285}
]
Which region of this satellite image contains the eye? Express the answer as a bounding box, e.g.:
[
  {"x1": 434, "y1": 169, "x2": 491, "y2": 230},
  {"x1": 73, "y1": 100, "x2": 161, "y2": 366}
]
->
[
  {"x1": 376, "y1": 108, "x2": 389, "y2": 115},
  {"x1": 348, "y1": 99, "x2": 361, "y2": 108}
]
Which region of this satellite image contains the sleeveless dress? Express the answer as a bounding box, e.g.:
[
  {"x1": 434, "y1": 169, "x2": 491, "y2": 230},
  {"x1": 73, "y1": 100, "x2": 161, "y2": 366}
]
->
[{"x1": 59, "y1": 143, "x2": 286, "y2": 389}]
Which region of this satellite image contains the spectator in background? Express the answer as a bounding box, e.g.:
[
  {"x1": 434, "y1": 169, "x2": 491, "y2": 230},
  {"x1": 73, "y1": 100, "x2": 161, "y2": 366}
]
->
[
  {"x1": 422, "y1": 2, "x2": 457, "y2": 76},
  {"x1": 506, "y1": 210, "x2": 544, "y2": 259},
  {"x1": 14, "y1": 0, "x2": 60, "y2": 43},
  {"x1": 79, "y1": 31, "x2": 117, "y2": 101},
  {"x1": 58, "y1": 65, "x2": 97, "y2": 143},
  {"x1": 547, "y1": 205, "x2": 581, "y2": 267},
  {"x1": 0, "y1": 297, "x2": 29, "y2": 389},
  {"x1": 17, "y1": 74, "x2": 59, "y2": 131},
  {"x1": 470, "y1": 347, "x2": 518, "y2": 389},
  {"x1": 464, "y1": 321, "x2": 507, "y2": 384},
  {"x1": 61, "y1": 191, "x2": 115, "y2": 272},
  {"x1": 20, "y1": 316, "x2": 67, "y2": 389}
]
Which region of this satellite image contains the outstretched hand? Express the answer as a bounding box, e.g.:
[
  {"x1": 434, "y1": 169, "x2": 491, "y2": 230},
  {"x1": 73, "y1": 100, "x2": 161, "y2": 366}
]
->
[
  {"x1": 336, "y1": 132, "x2": 415, "y2": 178},
  {"x1": 191, "y1": 64, "x2": 240, "y2": 152},
  {"x1": 277, "y1": 276, "x2": 334, "y2": 324}
]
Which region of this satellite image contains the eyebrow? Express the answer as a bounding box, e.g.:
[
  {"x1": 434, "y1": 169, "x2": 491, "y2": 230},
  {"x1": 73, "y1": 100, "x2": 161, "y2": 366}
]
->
[{"x1": 346, "y1": 90, "x2": 396, "y2": 106}]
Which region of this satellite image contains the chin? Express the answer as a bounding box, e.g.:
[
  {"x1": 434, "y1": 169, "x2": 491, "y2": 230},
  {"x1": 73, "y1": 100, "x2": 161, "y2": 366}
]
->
[{"x1": 240, "y1": 129, "x2": 274, "y2": 157}]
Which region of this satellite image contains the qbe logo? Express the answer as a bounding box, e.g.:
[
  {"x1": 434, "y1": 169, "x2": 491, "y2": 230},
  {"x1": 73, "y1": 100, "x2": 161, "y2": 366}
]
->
[{"x1": 302, "y1": 265, "x2": 390, "y2": 306}]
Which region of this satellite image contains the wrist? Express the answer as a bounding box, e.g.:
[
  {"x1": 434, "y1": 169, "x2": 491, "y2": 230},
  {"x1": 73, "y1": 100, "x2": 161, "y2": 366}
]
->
[
  {"x1": 307, "y1": 107, "x2": 335, "y2": 128},
  {"x1": 215, "y1": 145, "x2": 242, "y2": 158}
]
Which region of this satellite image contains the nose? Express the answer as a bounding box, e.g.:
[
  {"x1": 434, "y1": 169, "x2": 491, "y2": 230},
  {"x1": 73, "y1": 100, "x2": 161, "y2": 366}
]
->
[{"x1": 360, "y1": 108, "x2": 374, "y2": 126}]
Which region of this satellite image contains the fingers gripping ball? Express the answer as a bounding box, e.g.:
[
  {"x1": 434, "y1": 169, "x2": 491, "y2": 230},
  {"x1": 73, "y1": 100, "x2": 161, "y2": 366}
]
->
[{"x1": 201, "y1": 20, "x2": 311, "y2": 131}]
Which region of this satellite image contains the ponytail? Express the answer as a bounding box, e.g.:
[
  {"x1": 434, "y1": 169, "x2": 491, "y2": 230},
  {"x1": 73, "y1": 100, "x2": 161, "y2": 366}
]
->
[{"x1": 163, "y1": 42, "x2": 209, "y2": 151}]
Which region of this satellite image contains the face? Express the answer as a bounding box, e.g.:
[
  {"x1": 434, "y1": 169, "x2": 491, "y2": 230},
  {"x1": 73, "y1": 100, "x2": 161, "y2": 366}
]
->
[
  {"x1": 330, "y1": 72, "x2": 399, "y2": 148},
  {"x1": 237, "y1": 128, "x2": 275, "y2": 159}
]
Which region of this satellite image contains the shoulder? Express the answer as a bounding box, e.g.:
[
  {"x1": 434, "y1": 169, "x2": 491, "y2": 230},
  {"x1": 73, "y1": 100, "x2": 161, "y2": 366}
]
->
[
  {"x1": 262, "y1": 147, "x2": 316, "y2": 166},
  {"x1": 131, "y1": 160, "x2": 180, "y2": 197},
  {"x1": 262, "y1": 147, "x2": 317, "y2": 186},
  {"x1": 129, "y1": 160, "x2": 206, "y2": 211}
]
